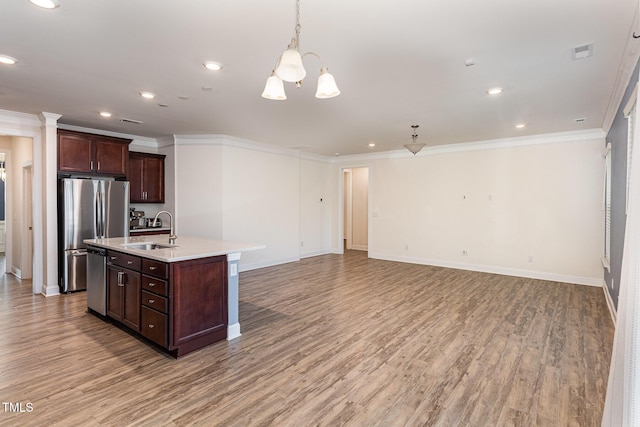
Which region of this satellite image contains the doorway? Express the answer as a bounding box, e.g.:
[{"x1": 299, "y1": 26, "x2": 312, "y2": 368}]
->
[
  {"x1": 342, "y1": 167, "x2": 369, "y2": 252},
  {"x1": 0, "y1": 137, "x2": 35, "y2": 281}
]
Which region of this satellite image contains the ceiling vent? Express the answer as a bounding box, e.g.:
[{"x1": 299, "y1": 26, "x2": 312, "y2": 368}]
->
[
  {"x1": 571, "y1": 44, "x2": 593, "y2": 60},
  {"x1": 120, "y1": 118, "x2": 143, "y2": 124}
]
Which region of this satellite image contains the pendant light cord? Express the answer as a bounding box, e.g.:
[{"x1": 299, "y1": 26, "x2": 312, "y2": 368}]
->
[{"x1": 295, "y1": 0, "x2": 301, "y2": 50}]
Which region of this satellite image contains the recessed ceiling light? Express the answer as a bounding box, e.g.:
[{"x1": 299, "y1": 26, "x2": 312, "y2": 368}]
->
[
  {"x1": 158, "y1": 103, "x2": 168, "y2": 108},
  {"x1": 368, "y1": 143, "x2": 376, "y2": 147},
  {"x1": 515, "y1": 123, "x2": 526, "y2": 129},
  {"x1": 464, "y1": 58, "x2": 476, "y2": 67},
  {"x1": 203, "y1": 62, "x2": 223, "y2": 71},
  {"x1": 28, "y1": 0, "x2": 60, "y2": 9},
  {"x1": 99, "y1": 111, "x2": 112, "y2": 118},
  {"x1": 486, "y1": 87, "x2": 503, "y2": 95},
  {"x1": 0, "y1": 55, "x2": 18, "y2": 65},
  {"x1": 139, "y1": 91, "x2": 155, "y2": 99},
  {"x1": 201, "y1": 86, "x2": 213, "y2": 92},
  {"x1": 178, "y1": 96, "x2": 190, "y2": 100}
]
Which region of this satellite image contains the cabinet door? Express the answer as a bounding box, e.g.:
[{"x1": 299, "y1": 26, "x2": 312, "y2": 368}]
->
[
  {"x1": 143, "y1": 156, "x2": 165, "y2": 203},
  {"x1": 107, "y1": 264, "x2": 124, "y2": 322},
  {"x1": 122, "y1": 269, "x2": 141, "y2": 331},
  {"x1": 106, "y1": 264, "x2": 141, "y2": 331},
  {"x1": 128, "y1": 154, "x2": 144, "y2": 203},
  {"x1": 95, "y1": 138, "x2": 128, "y2": 176},
  {"x1": 58, "y1": 132, "x2": 93, "y2": 173}
]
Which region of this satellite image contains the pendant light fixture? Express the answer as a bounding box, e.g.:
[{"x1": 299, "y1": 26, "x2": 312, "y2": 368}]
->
[
  {"x1": 404, "y1": 125, "x2": 426, "y2": 155},
  {"x1": 262, "y1": 0, "x2": 340, "y2": 100}
]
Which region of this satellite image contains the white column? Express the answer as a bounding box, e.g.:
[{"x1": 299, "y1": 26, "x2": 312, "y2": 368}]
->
[{"x1": 38, "y1": 112, "x2": 61, "y2": 296}]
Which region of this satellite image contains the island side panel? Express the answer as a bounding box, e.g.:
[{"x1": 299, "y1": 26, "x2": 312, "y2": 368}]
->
[
  {"x1": 227, "y1": 252, "x2": 241, "y2": 340},
  {"x1": 170, "y1": 256, "x2": 227, "y2": 356}
]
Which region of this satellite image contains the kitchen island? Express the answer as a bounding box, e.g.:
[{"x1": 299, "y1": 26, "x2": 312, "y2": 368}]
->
[{"x1": 84, "y1": 235, "x2": 264, "y2": 357}]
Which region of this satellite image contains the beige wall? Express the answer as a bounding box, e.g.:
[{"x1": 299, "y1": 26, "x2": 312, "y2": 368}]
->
[
  {"x1": 350, "y1": 134, "x2": 605, "y2": 285},
  {"x1": 174, "y1": 136, "x2": 314, "y2": 270}
]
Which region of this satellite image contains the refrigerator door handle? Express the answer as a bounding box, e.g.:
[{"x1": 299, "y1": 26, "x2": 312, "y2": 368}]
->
[
  {"x1": 100, "y1": 191, "x2": 105, "y2": 238},
  {"x1": 95, "y1": 192, "x2": 101, "y2": 238}
]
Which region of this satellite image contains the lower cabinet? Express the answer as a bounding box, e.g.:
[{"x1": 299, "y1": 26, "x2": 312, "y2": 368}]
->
[
  {"x1": 107, "y1": 261, "x2": 141, "y2": 332},
  {"x1": 105, "y1": 249, "x2": 227, "y2": 357}
]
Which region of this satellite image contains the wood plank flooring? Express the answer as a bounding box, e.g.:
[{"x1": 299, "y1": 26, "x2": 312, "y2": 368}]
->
[{"x1": 0, "y1": 251, "x2": 613, "y2": 426}]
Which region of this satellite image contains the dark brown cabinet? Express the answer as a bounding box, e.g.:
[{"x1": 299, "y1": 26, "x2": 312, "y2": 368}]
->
[
  {"x1": 128, "y1": 152, "x2": 165, "y2": 203},
  {"x1": 58, "y1": 129, "x2": 131, "y2": 176},
  {"x1": 140, "y1": 258, "x2": 170, "y2": 348},
  {"x1": 106, "y1": 252, "x2": 141, "y2": 332},
  {"x1": 104, "y1": 249, "x2": 227, "y2": 357}
]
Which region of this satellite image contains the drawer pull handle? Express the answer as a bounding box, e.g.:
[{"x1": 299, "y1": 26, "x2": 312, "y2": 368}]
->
[
  {"x1": 149, "y1": 266, "x2": 157, "y2": 271},
  {"x1": 148, "y1": 282, "x2": 155, "y2": 287},
  {"x1": 148, "y1": 299, "x2": 155, "y2": 304},
  {"x1": 110, "y1": 256, "x2": 117, "y2": 260},
  {"x1": 127, "y1": 260, "x2": 133, "y2": 265},
  {"x1": 149, "y1": 324, "x2": 155, "y2": 329}
]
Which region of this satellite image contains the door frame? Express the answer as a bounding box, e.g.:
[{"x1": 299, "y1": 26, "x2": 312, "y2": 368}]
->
[{"x1": 21, "y1": 162, "x2": 33, "y2": 280}]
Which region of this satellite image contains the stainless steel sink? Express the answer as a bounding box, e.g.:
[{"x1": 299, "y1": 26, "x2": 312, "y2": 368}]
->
[{"x1": 124, "y1": 243, "x2": 176, "y2": 250}]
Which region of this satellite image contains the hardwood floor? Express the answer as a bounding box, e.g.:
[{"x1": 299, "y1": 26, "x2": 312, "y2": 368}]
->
[{"x1": 0, "y1": 251, "x2": 613, "y2": 426}]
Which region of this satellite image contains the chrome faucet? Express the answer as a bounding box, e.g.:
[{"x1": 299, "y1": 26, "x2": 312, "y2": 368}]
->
[{"x1": 153, "y1": 210, "x2": 177, "y2": 244}]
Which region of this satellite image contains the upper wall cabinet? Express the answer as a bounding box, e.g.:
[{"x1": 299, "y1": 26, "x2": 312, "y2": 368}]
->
[
  {"x1": 58, "y1": 129, "x2": 131, "y2": 176},
  {"x1": 129, "y1": 151, "x2": 165, "y2": 203}
]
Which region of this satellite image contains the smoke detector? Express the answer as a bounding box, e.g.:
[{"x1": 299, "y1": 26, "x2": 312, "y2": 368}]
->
[{"x1": 571, "y1": 44, "x2": 593, "y2": 60}]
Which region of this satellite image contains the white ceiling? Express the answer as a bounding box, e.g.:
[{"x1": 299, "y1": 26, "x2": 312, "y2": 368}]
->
[{"x1": 0, "y1": 0, "x2": 638, "y2": 156}]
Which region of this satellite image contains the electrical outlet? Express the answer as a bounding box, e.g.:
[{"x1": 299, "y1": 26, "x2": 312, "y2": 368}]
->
[
  {"x1": 528, "y1": 256, "x2": 534, "y2": 263},
  {"x1": 462, "y1": 250, "x2": 468, "y2": 256},
  {"x1": 404, "y1": 244, "x2": 409, "y2": 251},
  {"x1": 300, "y1": 241, "x2": 304, "y2": 247}
]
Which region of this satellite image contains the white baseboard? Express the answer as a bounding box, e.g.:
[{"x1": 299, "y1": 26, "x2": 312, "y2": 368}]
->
[
  {"x1": 239, "y1": 256, "x2": 300, "y2": 273},
  {"x1": 227, "y1": 323, "x2": 241, "y2": 340},
  {"x1": 42, "y1": 283, "x2": 60, "y2": 297},
  {"x1": 603, "y1": 283, "x2": 617, "y2": 325},
  {"x1": 300, "y1": 249, "x2": 332, "y2": 259},
  {"x1": 368, "y1": 252, "x2": 603, "y2": 287},
  {"x1": 11, "y1": 266, "x2": 21, "y2": 278}
]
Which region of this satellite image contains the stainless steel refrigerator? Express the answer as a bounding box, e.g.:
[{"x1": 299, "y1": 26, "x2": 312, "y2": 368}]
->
[{"x1": 58, "y1": 178, "x2": 129, "y2": 293}]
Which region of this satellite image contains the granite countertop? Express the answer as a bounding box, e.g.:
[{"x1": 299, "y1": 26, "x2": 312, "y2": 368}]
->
[{"x1": 84, "y1": 235, "x2": 265, "y2": 263}]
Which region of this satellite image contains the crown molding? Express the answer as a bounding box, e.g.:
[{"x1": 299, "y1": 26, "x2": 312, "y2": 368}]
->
[
  {"x1": 57, "y1": 124, "x2": 158, "y2": 145},
  {"x1": 330, "y1": 128, "x2": 606, "y2": 164},
  {"x1": 0, "y1": 109, "x2": 41, "y2": 130}
]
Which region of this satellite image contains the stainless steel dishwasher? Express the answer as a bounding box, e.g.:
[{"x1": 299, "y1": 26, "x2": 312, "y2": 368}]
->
[{"x1": 86, "y1": 246, "x2": 107, "y2": 315}]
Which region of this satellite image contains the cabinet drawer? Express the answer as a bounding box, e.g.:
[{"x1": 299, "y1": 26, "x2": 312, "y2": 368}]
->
[
  {"x1": 107, "y1": 252, "x2": 141, "y2": 271},
  {"x1": 141, "y1": 275, "x2": 168, "y2": 296},
  {"x1": 142, "y1": 259, "x2": 168, "y2": 279},
  {"x1": 141, "y1": 306, "x2": 168, "y2": 348},
  {"x1": 141, "y1": 290, "x2": 168, "y2": 314}
]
